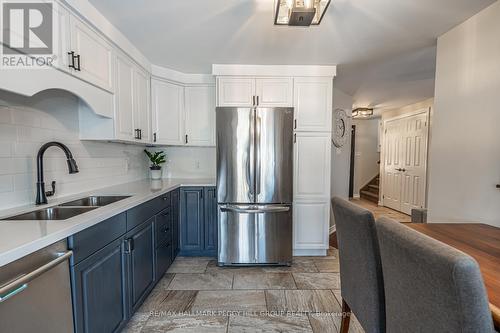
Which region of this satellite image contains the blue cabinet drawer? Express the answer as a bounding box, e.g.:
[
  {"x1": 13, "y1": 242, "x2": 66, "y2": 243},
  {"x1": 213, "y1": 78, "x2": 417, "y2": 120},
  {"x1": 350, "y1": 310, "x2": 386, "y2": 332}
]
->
[
  {"x1": 68, "y1": 213, "x2": 127, "y2": 265},
  {"x1": 127, "y1": 192, "x2": 170, "y2": 231},
  {"x1": 155, "y1": 207, "x2": 172, "y2": 247}
]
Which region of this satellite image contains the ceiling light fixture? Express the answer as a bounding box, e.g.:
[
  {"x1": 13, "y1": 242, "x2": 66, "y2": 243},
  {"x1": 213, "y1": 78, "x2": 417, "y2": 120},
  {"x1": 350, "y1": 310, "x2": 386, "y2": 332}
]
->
[
  {"x1": 274, "y1": 0, "x2": 331, "y2": 26},
  {"x1": 352, "y1": 108, "x2": 374, "y2": 118}
]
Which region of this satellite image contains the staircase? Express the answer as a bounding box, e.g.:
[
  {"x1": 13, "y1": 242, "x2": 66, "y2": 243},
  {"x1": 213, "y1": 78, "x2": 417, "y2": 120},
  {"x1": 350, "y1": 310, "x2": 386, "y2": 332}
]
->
[{"x1": 360, "y1": 175, "x2": 380, "y2": 204}]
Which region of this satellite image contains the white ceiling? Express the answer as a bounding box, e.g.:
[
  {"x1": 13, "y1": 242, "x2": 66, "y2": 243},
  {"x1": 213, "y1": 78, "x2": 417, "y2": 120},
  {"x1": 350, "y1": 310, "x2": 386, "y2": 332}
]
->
[{"x1": 90, "y1": 0, "x2": 496, "y2": 110}]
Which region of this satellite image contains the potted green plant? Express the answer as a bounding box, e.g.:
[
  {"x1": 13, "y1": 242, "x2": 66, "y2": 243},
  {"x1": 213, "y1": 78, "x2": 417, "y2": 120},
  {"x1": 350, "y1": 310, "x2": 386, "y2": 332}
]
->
[{"x1": 144, "y1": 149, "x2": 166, "y2": 180}]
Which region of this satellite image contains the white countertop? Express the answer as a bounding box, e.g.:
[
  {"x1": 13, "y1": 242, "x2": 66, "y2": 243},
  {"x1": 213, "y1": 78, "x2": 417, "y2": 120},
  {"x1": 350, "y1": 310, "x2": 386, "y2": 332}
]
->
[{"x1": 0, "y1": 178, "x2": 215, "y2": 267}]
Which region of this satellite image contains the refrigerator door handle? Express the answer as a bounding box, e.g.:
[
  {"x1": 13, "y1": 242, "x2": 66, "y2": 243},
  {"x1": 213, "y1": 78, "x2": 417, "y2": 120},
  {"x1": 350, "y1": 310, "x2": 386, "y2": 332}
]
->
[
  {"x1": 255, "y1": 114, "x2": 262, "y2": 195},
  {"x1": 219, "y1": 204, "x2": 290, "y2": 213},
  {"x1": 248, "y1": 109, "x2": 256, "y2": 198}
]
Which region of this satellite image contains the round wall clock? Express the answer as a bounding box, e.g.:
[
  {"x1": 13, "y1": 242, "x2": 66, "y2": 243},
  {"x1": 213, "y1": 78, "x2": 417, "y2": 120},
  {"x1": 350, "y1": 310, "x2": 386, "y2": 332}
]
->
[{"x1": 333, "y1": 108, "x2": 348, "y2": 148}]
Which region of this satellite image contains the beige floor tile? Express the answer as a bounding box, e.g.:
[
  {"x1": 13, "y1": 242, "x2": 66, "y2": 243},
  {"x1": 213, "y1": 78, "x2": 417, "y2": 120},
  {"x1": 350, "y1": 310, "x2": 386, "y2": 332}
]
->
[
  {"x1": 155, "y1": 273, "x2": 175, "y2": 289},
  {"x1": 192, "y1": 290, "x2": 267, "y2": 312},
  {"x1": 286, "y1": 290, "x2": 340, "y2": 313},
  {"x1": 228, "y1": 314, "x2": 313, "y2": 333},
  {"x1": 313, "y1": 259, "x2": 340, "y2": 273},
  {"x1": 167, "y1": 272, "x2": 233, "y2": 290},
  {"x1": 143, "y1": 314, "x2": 228, "y2": 333},
  {"x1": 293, "y1": 273, "x2": 341, "y2": 290},
  {"x1": 332, "y1": 289, "x2": 342, "y2": 305},
  {"x1": 233, "y1": 273, "x2": 296, "y2": 290},
  {"x1": 167, "y1": 258, "x2": 211, "y2": 273},
  {"x1": 265, "y1": 290, "x2": 340, "y2": 313},
  {"x1": 156, "y1": 290, "x2": 198, "y2": 313},
  {"x1": 122, "y1": 312, "x2": 149, "y2": 333},
  {"x1": 137, "y1": 287, "x2": 170, "y2": 313}
]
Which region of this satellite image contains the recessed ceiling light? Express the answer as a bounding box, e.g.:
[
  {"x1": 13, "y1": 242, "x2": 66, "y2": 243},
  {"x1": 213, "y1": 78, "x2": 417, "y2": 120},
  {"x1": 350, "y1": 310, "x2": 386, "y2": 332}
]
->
[{"x1": 274, "y1": 0, "x2": 331, "y2": 26}]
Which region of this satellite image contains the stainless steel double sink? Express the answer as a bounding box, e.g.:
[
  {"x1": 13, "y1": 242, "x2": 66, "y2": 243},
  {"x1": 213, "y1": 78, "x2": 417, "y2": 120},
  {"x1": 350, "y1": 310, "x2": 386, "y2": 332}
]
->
[{"x1": 1, "y1": 196, "x2": 131, "y2": 221}]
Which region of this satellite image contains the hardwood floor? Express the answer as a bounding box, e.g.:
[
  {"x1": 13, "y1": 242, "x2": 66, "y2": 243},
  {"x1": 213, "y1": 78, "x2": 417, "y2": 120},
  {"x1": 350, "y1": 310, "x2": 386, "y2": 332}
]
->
[{"x1": 330, "y1": 198, "x2": 411, "y2": 248}]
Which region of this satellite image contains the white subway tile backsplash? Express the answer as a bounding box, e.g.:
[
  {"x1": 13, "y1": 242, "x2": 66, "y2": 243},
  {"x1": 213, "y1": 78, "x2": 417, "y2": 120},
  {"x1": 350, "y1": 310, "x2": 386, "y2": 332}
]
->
[{"x1": 0, "y1": 90, "x2": 148, "y2": 210}]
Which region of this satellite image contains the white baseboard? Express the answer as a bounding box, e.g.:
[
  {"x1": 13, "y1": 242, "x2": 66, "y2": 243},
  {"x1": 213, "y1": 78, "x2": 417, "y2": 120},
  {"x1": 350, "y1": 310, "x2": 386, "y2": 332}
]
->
[
  {"x1": 293, "y1": 249, "x2": 327, "y2": 256},
  {"x1": 329, "y1": 225, "x2": 336, "y2": 235},
  {"x1": 353, "y1": 194, "x2": 360, "y2": 199}
]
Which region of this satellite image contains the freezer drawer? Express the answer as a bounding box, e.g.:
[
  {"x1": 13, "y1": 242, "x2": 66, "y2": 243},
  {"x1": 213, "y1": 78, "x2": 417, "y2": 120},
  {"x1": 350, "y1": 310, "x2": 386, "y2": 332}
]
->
[{"x1": 218, "y1": 204, "x2": 292, "y2": 265}]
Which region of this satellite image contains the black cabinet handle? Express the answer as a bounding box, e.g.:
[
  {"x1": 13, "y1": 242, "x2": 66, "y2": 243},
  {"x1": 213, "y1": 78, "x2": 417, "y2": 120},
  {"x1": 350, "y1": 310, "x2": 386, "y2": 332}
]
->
[
  {"x1": 68, "y1": 51, "x2": 76, "y2": 70},
  {"x1": 185, "y1": 134, "x2": 188, "y2": 144},
  {"x1": 125, "y1": 238, "x2": 134, "y2": 253},
  {"x1": 139, "y1": 129, "x2": 142, "y2": 140},
  {"x1": 75, "y1": 54, "x2": 81, "y2": 71},
  {"x1": 153, "y1": 133, "x2": 157, "y2": 142},
  {"x1": 294, "y1": 119, "x2": 297, "y2": 129}
]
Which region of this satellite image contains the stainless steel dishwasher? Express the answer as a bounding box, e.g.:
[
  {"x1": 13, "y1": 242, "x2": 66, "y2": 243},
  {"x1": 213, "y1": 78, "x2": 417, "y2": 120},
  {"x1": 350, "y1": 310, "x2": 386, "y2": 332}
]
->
[{"x1": 0, "y1": 240, "x2": 74, "y2": 333}]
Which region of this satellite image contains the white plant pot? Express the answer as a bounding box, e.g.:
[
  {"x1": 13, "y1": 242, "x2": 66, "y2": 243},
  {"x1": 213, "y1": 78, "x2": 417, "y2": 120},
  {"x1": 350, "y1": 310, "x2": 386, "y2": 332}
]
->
[{"x1": 150, "y1": 169, "x2": 162, "y2": 180}]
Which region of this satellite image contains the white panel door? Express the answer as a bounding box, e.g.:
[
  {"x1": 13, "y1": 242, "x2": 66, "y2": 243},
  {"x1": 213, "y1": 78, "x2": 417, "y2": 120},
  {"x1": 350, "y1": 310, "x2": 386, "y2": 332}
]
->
[
  {"x1": 400, "y1": 112, "x2": 428, "y2": 214},
  {"x1": 383, "y1": 119, "x2": 403, "y2": 211},
  {"x1": 293, "y1": 201, "x2": 329, "y2": 250},
  {"x1": 293, "y1": 132, "x2": 331, "y2": 200},
  {"x1": 185, "y1": 86, "x2": 216, "y2": 146},
  {"x1": 133, "y1": 68, "x2": 151, "y2": 143},
  {"x1": 114, "y1": 54, "x2": 134, "y2": 141},
  {"x1": 152, "y1": 79, "x2": 185, "y2": 145},
  {"x1": 383, "y1": 111, "x2": 429, "y2": 214},
  {"x1": 70, "y1": 16, "x2": 114, "y2": 92},
  {"x1": 255, "y1": 78, "x2": 293, "y2": 107},
  {"x1": 217, "y1": 77, "x2": 255, "y2": 107},
  {"x1": 293, "y1": 77, "x2": 332, "y2": 132}
]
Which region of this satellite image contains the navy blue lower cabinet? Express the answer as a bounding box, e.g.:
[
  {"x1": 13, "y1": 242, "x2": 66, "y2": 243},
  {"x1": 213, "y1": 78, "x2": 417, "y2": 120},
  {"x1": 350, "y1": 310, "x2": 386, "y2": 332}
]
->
[
  {"x1": 180, "y1": 187, "x2": 205, "y2": 254},
  {"x1": 71, "y1": 237, "x2": 128, "y2": 333},
  {"x1": 204, "y1": 187, "x2": 218, "y2": 253},
  {"x1": 179, "y1": 186, "x2": 218, "y2": 256},
  {"x1": 125, "y1": 217, "x2": 155, "y2": 314}
]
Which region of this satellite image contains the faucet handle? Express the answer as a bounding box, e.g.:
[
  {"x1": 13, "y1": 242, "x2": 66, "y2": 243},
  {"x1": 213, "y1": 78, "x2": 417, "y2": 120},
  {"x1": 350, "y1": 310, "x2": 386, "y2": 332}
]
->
[{"x1": 46, "y1": 181, "x2": 56, "y2": 197}]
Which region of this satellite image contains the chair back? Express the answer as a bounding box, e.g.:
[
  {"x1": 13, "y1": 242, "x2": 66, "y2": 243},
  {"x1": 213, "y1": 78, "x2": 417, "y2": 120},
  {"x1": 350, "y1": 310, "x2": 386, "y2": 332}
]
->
[
  {"x1": 376, "y1": 217, "x2": 494, "y2": 333},
  {"x1": 332, "y1": 197, "x2": 385, "y2": 333}
]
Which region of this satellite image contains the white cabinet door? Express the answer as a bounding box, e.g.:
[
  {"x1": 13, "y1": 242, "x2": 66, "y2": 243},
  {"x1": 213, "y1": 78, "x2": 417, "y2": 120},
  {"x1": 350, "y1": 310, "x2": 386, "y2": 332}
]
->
[
  {"x1": 133, "y1": 68, "x2": 151, "y2": 143},
  {"x1": 217, "y1": 77, "x2": 255, "y2": 107},
  {"x1": 185, "y1": 86, "x2": 216, "y2": 146},
  {"x1": 255, "y1": 78, "x2": 293, "y2": 107},
  {"x1": 293, "y1": 77, "x2": 332, "y2": 132},
  {"x1": 293, "y1": 132, "x2": 331, "y2": 201},
  {"x1": 152, "y1": 79, "x2": 185, "y2": 145},
  {"x1": 53, "y1": 4, "x2": 71, "y2": 72},
  {"x1": 70, "y1": 16, "x2": 114, "y2": 92},
  {"x1": 293, "y1": 201, "x2": 329, "y2": 250},
  {"x1": 114, "y1": 54, "x2": 135, "y2": 141}
]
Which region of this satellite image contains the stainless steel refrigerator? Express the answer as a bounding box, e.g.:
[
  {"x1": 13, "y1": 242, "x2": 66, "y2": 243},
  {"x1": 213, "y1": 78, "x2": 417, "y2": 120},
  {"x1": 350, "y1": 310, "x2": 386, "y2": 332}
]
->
[{"x1": 216, "y1": 107, "x2": 294, "y2": 266}]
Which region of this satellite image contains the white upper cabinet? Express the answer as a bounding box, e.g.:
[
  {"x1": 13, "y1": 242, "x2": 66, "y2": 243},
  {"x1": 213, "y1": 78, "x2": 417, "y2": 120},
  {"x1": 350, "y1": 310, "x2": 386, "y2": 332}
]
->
[
  {"x1": 216, "y1": 77, "x2": 292, "y2": 107},
  {"x1": 152, "y1": 79, "x2": 185, "y2": 146},
  {"x1": 133, "y1": 68, "x2": 151, "y2": 143},
  {"x1": 255, "y1": 77, "x2": 293, "y2": 107},
  {"x1": 185, "y1": 86, "x2": 216, "y2": 146},
  {"x1": 293, "y1": 132, "x2": 332, "y2": 201},
  {"x1": 69, "y1": 15, "x2": 115, "y2": 93},
  {"x1": 114, "y1": 54, "x2": 135, "y2": 141},
  {"x1": 217, "y1": 77, "x2": 255, "y2": 107},
  {"x1": 293, "y1": 77, "x2": 332, "y2": 132}
]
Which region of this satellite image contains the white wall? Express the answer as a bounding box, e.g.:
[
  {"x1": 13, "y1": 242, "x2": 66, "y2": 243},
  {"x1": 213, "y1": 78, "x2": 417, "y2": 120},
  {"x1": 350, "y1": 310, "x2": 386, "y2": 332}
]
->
[
  {"x1": 427, "y1": 1, "x2": 500, "y2": 227},
  {"x1": 352, "y1": 118, "x2": 380, "y2": 197},
  {"x1": 0, "y1": 90, "x2": 148, "y2": 210},
  {"x1": 330, "y1": 87, "x2": 353, "y2": 228}
]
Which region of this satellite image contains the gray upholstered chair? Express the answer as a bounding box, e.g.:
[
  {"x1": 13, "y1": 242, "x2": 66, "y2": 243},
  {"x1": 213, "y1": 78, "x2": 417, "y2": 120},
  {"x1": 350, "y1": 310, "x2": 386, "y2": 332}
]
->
[
  {"x1": 331, "y1": 197, "x2": 385, "y2": 333},
  {"x1": 376, "y1": 217, "x2": 495, "y2": 333}
]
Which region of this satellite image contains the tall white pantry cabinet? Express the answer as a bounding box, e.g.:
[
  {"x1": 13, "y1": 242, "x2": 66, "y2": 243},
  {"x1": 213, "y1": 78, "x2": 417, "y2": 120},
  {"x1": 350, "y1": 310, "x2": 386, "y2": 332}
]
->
[{"x1": 213, "y1": 66, "x2": 335, "y2": 256}]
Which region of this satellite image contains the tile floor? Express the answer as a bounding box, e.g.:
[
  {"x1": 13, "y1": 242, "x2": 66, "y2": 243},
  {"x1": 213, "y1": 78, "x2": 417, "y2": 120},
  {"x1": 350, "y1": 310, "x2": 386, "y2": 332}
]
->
[{"x1": 123, "y1": 248, "x2": 364, "y2": 333}]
